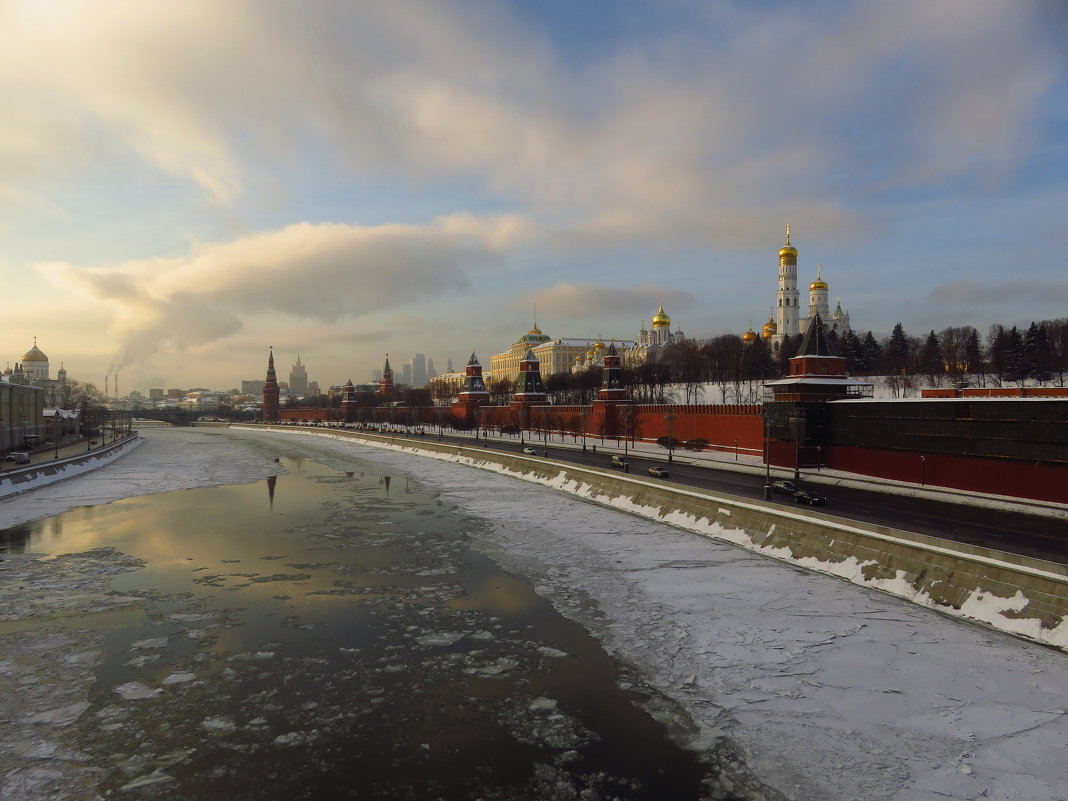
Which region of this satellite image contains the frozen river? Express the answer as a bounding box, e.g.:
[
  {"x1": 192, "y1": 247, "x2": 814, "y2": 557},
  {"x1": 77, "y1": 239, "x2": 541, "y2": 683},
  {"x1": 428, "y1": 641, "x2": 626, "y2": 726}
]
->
[{"x1": 2, "y1": 426, "x2": 1067, "y2": 800}]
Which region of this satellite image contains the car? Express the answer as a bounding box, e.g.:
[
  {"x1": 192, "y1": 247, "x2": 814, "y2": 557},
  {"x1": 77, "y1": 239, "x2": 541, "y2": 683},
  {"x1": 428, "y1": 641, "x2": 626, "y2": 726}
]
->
[
  {"x1": 5, "y1": 451, "x2": 30, "y2": 464},
  {"x1": 793, "y1": 488, "x2": 827, "y2": 506},
  {"x1": 648, "y1": 466, "x2": 669, "y2": 478},
  {"x1": 771, "y1": 480, "x2": 798, "y2": 495},
  {"x1": 522, "y1": 446, "x2": 538, "y2": 455},
  {"x1": 610, "y1": 455, "x2": 629, "y2": 468}
]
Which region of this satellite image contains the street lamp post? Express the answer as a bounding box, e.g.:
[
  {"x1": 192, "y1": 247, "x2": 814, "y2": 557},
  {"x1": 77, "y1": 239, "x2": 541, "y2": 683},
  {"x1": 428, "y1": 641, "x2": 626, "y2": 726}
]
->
[
  {"x1": 665, "y1": 411, "x2": 675, "y2": 469},
  {"x1": 920, "y1": 455, "x2": 926, "y2": 486},
  {"x1": 622, "y1": 408, "x2": 630, "y2": 473},
  {"x1": 762, "y1": 408, "x2": 772, "y2": 500}
]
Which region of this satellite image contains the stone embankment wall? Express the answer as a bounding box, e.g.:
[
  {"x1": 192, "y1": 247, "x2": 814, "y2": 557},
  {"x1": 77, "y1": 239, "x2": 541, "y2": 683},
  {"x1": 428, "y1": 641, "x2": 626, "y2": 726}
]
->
[
  {"x1": 236, "y1": 425, "x2": 1068, "y2": 651},
  {"x1": 0, "y1": 435, "x2": 142, "y2": 500}
]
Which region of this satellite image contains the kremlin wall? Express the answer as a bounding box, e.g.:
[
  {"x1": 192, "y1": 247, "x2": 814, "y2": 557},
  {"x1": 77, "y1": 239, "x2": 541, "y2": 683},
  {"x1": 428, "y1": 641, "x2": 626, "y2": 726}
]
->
[{"x1": 262, "y1": 229, "x2": 1068, "y2": 506}]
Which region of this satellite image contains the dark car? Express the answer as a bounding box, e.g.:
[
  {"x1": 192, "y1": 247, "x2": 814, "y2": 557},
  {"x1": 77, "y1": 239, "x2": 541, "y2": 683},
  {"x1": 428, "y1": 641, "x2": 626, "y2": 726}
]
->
[
  {"x1": 793, "y1": 488, "x2": 827, "y2": 506},
  {"x1": 4, "y1": 451, "x2": 30, "y2": 464},
  {"x1": 771, "y1": 480, "x2": 798, "y2": 495},
  {"x1": 648, "y1": 466, "x2": 669, "y2": 478}
]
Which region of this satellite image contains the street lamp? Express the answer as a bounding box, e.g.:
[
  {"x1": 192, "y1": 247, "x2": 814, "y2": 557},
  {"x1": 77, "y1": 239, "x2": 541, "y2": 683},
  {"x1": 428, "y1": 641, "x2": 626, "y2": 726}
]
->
[
  {"x1": 920, "y1": 455, "x2": 926, "y2": 486},
  {"x1": 762, "y1": 407, "x2": 772, "y2": 500},
  {"x1": 665, "y1": 411, "x2": 675, "y2": 468}
]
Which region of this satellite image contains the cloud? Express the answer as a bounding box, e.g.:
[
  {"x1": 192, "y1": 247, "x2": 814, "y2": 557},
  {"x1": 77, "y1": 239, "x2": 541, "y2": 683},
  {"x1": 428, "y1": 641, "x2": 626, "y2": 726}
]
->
[
  {"x1": 1, "y1": 0, "x2": 1057, "y2": 243},
  {"x1": 38, "y1": 215, "x2": 526, "y2": 372},
  {"x1": 929, "y1": 280, "x2": 1068, "y2": 306},
  {"x1": 525, "y1": 282, "x2": 695, "y2": 320}
]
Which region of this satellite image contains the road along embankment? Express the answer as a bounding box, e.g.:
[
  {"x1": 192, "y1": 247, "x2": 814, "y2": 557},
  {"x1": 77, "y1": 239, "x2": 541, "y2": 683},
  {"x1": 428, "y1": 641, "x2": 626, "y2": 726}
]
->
[
  {"x1": 0, "y1": 434, "x2": 142, "y2": 500},
  {"x1": 235, "y1": 425, "x2": 1068, "y2": 651}
]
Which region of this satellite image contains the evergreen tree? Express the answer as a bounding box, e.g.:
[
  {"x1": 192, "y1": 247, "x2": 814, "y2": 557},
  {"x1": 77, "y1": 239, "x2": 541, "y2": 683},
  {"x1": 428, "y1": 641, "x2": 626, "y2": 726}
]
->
[
  {"x1": 1003, "y1": 326, "x2": 1028, "y2": 384},
  {"x1": 964, "y1": 328, "x2": 984, "y2": 384},
  {"x1": 883, "y1": 323, "x2": 911, "y2": 374},
  {"x1": 1025, "y1": 321, "x2": 1052, "y2": 383},
  {"x1": 986, "y1": 325, "x2": 1008, "y2": 384},
  {"x1": 840, "y1": 330, "x2": 863, "y2": 373},
  {"x1": 860, "y1": 331, "x2": 882, "y2": 374},
  {"x1": 918, "y1": 330, "x2": 944, "y2": 385}
]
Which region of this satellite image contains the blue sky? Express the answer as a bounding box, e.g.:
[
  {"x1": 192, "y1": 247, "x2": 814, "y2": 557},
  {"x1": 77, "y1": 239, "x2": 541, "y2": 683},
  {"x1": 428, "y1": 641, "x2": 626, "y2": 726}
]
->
[{"x1": 1, "y1": 0, "x2": 1066, "y2": 392}]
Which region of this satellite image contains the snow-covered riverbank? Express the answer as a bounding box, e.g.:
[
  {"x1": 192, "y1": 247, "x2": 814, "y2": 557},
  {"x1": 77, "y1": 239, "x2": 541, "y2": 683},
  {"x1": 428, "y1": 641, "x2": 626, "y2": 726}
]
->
[{"x1": 2, "y1": 427, "x2": 1067, "y2": 801}]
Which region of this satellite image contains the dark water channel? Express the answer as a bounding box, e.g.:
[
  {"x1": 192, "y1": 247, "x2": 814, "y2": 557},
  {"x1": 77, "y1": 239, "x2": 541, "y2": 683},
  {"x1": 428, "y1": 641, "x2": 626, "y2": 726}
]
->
[{"x1": 5, "y1": 450, "x2": 747, "y2": 800}]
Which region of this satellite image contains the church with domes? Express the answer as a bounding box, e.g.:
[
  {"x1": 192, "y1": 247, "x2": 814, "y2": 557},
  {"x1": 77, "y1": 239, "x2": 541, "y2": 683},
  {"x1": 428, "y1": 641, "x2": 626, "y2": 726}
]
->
[
  {"x1": 624, "y1": 301, "x2": 685, "y2": 366},
  {"x1": 767, "y1": 225, "x2": 850, "y2": 347}
]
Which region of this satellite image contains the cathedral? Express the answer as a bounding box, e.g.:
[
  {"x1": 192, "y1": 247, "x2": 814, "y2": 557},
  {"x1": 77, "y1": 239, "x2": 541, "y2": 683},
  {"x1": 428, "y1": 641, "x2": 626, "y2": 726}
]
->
[
  {"x1": 768, "y1": 225, "x2": 850, "y2": 347},
  {"x1": 624, "y1": 301, "x2": 685, "y2": 366}
]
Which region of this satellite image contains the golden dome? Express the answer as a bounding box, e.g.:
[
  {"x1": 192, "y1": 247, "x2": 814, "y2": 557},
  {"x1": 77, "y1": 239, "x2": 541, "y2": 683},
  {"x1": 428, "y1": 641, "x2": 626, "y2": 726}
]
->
[
  {"x1": 778, "y1": 223, "x2": 797, "y2": 265},
  {"x1": 651, "y1": 301, "x2": 671, "y2": 328},
  {"x1": 809, "y1": 264, "x2": 827, "y2": 291},
  {"x1": 742, "y1": 327, "x2": 757, "y2": 343},
  {"x1": 762, "y1": 314, "x2": 777, "y2": 340},
  {"x1": 22, "y1": 338, "x2": 48, "y2": 363}
]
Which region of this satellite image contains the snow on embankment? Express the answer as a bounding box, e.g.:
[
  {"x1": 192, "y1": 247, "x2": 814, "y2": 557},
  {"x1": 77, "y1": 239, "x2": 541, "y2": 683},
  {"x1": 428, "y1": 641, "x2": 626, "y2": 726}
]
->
[
  {"x1": 239, "y1": 425, "x2": 1068, "y2": 652},
  {"x1": 0, "y1": 436, "x2": 143, "y2": 500}
]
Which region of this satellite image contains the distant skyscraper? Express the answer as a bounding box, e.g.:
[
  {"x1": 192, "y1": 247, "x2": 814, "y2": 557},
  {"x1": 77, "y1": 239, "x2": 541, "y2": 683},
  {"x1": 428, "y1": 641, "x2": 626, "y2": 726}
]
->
[
  {"x1": 411, "y1": 353, "x2": 427, "y2": 387},
  {"x1": 289, "y1": 355, "x2": 309, "y2": 395},
  {"x1": 447, "y1": 358, "x2": 454, "y2": 373},
  {"x1": 426, "y1": 358, "x2": 437, "y2": 380},
  {"x1": 401, "y1": 364, "x2": 412, "y2": 385},
  {"x1": 372, "y1": 369, "x2": 382, "y2": 382}
]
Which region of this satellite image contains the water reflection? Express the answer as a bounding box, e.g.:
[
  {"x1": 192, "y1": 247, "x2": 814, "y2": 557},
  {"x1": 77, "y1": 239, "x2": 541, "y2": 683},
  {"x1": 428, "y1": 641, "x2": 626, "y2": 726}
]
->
[{"x1": 2, "y1": 448, "x2": 763, "y2": 800}]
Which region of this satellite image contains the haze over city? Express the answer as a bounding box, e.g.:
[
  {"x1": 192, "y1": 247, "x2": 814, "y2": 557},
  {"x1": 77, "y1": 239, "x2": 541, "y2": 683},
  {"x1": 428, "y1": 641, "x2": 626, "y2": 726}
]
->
[{"x1": 1, "y1": 0, "x2": 1066, "y2": 392}]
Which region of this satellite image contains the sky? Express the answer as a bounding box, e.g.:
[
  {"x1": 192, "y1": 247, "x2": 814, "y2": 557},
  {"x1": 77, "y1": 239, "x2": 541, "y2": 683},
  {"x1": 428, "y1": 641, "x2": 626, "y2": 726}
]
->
[{"x1": 2, "y1": 0, "x2": 1066, "y2": 394}]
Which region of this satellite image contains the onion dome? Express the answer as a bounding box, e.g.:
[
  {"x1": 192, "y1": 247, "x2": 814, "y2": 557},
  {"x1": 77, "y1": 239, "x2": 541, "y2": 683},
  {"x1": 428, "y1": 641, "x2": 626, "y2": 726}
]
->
[
  {"x1": 762, "y1": 313, "x2": 777, "y2": 340},
  {"x1": 809, "y1": 264, "x2": 828, "y2": 291},
  {"x1": 651, "y1": 301, "x2": 671, "y2": 328},
  {"x1": 742, "y1": 326, "x2": 757, "y2": 344},
  {"x1": 22, "y1": 340, "x2": 48, "y2": 363},
  {"x1": 779, "y1": 224, "x2": 797, "y2": 265}
]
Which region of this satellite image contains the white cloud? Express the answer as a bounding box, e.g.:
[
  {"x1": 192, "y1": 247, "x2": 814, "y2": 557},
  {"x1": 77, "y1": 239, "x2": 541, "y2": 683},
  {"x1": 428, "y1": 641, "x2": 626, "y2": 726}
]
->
[{"x1": 38, "y1": 216, "x2": 525, "y2": 372}]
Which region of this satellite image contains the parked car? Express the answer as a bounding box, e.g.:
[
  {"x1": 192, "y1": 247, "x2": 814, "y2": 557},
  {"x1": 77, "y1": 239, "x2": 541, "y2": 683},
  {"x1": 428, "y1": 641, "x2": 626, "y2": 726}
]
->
[
  {"x1": 522, "y1": 446, "x2": 538, "y2": 455},
  {"x1": 793, "y1": 488, "x2": 827, "y2": 506},
  {"x1": 772, "y1": 480, "x2": 798, "y2": 495},
  {"x1": 610, "y1": 455, "x2": 629, "y2": 468},
  {"x1": 648, "y1": 466, "x2": 669, "y2": 478},
  {"x1": 5, "y1": 451, "x2": 30, "y2": 464}
]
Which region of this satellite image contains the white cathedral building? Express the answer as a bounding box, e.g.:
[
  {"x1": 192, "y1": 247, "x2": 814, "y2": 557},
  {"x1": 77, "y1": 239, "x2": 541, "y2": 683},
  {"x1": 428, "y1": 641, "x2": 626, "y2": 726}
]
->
[{"x1": 768, "y1": 225, "x2": 850, "y2": 346}]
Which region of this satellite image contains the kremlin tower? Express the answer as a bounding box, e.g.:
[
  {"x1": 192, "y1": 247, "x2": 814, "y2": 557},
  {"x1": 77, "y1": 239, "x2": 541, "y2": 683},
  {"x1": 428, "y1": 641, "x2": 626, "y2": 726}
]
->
[
  {"x1": 379, "y1": 355, "x2": 394, "y2": 394},
  {"x1": 451, "y1": 352, "x2": 491, "y2": 422},
  {"x1": 262, "y1": 347, "x2": 280, "y2": 420},
  {"x1": 511, "y1": 349, "x2": 546, "y2": 407},
  {"x1": 341, "y1": 378, "x2": 358, "y2": 423},
  {"x1": 597, "y1": 342, "x2": 628, "y2": 402}
]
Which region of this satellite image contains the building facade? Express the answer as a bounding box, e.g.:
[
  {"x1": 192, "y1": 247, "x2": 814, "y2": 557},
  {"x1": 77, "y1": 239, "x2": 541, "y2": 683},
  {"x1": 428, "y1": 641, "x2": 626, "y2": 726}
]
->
[{"x1": 772, "y1": 225, "x2": 850, "y2": 346}]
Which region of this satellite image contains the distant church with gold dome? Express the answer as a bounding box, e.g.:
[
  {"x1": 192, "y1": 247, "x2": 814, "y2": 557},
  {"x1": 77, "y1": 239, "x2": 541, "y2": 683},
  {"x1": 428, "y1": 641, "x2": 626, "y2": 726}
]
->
[
  {"x1": 758, "y1": 225, "x2": 850, "y2": 347},
  {"x1": 624, "y1": 301, "x2": 685, "y2": 366}
]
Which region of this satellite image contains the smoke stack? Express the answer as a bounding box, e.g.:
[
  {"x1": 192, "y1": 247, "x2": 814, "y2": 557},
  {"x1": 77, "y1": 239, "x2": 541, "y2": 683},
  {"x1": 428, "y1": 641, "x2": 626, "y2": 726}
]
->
[{"x1": 105, "y1": 375, "x2": 109, "y2": 399}]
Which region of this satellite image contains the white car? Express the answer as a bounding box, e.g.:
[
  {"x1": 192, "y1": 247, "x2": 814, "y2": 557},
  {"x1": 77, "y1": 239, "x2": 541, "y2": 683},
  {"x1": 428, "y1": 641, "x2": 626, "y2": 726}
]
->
[{"x1": 522, "y1": 447, "x2": 538, "y2": 455}]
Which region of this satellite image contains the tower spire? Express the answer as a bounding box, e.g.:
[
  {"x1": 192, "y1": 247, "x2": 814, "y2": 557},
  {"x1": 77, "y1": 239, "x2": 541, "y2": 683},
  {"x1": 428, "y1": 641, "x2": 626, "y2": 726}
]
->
[{"x1": 785, "y1": 223, "x2": 791, "y2": 245}]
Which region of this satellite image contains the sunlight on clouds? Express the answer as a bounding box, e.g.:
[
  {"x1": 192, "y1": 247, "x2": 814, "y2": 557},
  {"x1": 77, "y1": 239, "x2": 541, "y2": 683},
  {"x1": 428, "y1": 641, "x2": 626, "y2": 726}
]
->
[{"x1": 33, "y1": 216, "x2": 525, "y2": 373}]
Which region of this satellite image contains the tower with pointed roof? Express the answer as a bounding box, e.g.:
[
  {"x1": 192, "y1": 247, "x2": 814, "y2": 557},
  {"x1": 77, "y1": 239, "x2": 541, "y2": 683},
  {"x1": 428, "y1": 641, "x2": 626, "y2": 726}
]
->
[
  {"x1": 511, "y1": 349, "x2": 546, "y2": 406},
  {"x1": 452, "y1": 352, "x2": 490, "y2": 421},
  {"x1": 341, "y1": 378, "x2": 359, "y2": 423},
  {"x1": 289, "y1": 354, "x2": 309, "y2": 395},
  {"x1": 262, "y1": 347, "x2": 280, "y2": 420},
  {"x1": 379, "y1": 355, "x2": 394, "y2": 394},
  {"x1": 597, "y1": 342, "x2": 628, "y2": 401},
  {"x1": 764, "y1": 312, "x2": 871, "y2": 403}
]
